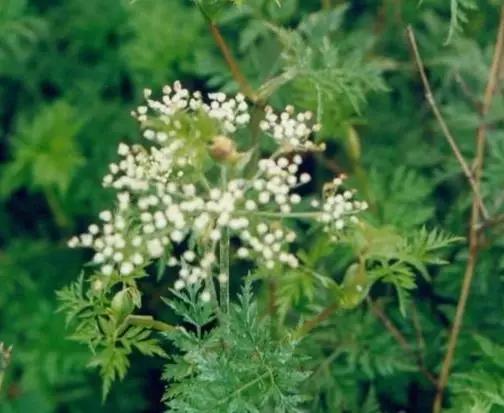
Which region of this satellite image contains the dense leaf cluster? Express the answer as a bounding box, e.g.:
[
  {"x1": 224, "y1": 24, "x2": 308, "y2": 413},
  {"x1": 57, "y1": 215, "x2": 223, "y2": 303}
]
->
[{"x1": 164, "y1": 282, "x2": 309, "y2": 412}]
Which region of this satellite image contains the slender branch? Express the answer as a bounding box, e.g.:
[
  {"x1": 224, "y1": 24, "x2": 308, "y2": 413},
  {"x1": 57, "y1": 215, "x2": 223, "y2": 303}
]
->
[
  {"x1": 406, "y1": 26, "x2": 489, "y2": 220},
  {"x1": 238, "y1": 210, "x2": 322, "y2": 220},
  {"x1": 369, "y1": 298, "x2": 411, "y2": 350},
  {"x1": 45, "y1": 187, "x2": 71, "y2": 229},
  {"x1": 217, "y1": 371, "x2": 270, "y2": 406},
  {"x1": 479, "y1": 11, "x2": 504, "y2": 118},
  {"x1": 206, "y1": 15, "x2": 268, "y2": 172},
  {"x1": 368, "y1": 298, "x2": 437, "y2": 385},
  {"x1": 454, "y1": 72, "x2": 480, "y2": 111},
  {"x1": 293, "y1": 303, "x2": 339, "y2": 340},
  {"x1": 317, "y1": 153, "x2": 344, "y2": 175},
  {"x1": 126, "y1": 315, "x2": 174, "y2": 332},
  {"x1": 392, "y1": 0, "x2": 405, "y2": 28},
  {"x1": 432, "y1": 7, "x2": 504, "y2": 413},
  {"x1": 268, "y1": 280, "x2": 277, "y2": 315},
  {"x1": 267, "y1": 279, "x2": 278, "y2": 335},
  {"x1": 209, "y1": 22, "x2": 258, "y2": 103},
  {"x1": 321, "y1": 0, "x2": 331, "y2": 10},
  {"x1": 411, "y1": 302, "x2": 427, "y2": 365},
  {"x1": 478, "y1": 212, "x2": 504, "y2": 231},
  {"x1": 310, "y1": 347, "x2": 341, "y2": 379}
]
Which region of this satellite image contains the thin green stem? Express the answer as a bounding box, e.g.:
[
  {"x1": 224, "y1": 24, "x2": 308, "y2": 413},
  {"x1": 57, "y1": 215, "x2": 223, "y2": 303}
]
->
[
  {"x1": 45, "y1": 188, "x2": 71, "y2": 229},
  {"x1": 0, "y1": 371, "x2": 4, "y2": 397},
  {"x1": 203, "y1": 241, "x2": 223, "y2": 322},
  {"x1": 207, "y1": 272, "x2": 221, "y2": 311},
  {"x1": 293, "y1": 303, "x2": 339, "y2": 340},
  {"x1": 237, "y1": 211, "x2": 322, "y2": 220},
  {"x1": 219, "y1": 228, "x2": 230, "y2": 314},
  {"x1": 220, "y1": 166, "x2": 230, "y2": 315},
  {"x1": 125, "y1": 315, "x2": 174, "y2": 332},
  {"x1": 216, "y1": 371, "x2": 270, "y2": 406}
]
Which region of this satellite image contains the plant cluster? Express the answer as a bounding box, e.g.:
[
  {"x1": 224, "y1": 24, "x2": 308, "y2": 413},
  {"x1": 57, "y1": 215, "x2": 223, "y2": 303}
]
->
[{"x1": 60, "y1": 48, "x2": 459, "y2": 413}]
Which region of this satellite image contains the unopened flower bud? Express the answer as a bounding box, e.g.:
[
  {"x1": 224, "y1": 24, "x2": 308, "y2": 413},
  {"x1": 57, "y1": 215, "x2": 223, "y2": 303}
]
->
[
  {"x1": 111, "y1": 288, "x2": 136, "y2": 321},
  {"x1": 209, "y1": 135, "x2": 237, "y2": 162}
]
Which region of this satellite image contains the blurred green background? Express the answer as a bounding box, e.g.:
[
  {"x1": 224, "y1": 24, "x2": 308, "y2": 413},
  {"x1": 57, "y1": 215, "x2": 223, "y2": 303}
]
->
[{"x1": 0, "y1": 0, "x2": 503, "y2": 412}]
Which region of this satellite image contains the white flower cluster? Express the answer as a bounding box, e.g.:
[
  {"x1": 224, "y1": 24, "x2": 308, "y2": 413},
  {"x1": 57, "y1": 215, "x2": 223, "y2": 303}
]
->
[
  {"x1": 68, "y1": 82, "x2": 366, "y2": 297},
  {"x1": 134, "y1": 81, "x2": 250, "y2": 138},
  {"x1": 319, "y1": 177, "x2": 368, "y2": 234},
  {"x1": 67, "y1": 209, "x2": 151, "y2": 277},
  {"x1": 260, "y1": 105, "x2": 324, "y2": 152},
  {"x1": 249, "y1": 154, "x2": 309, "y2": 214}
]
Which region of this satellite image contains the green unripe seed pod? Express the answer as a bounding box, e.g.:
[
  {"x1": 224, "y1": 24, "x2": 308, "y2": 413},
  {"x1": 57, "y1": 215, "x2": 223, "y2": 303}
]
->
[
  {"x1": 111, "y1": 288, "x2": 136, "y2": 321},
  {"x1": 345, "y1": 125, "x2": 361, "y2": 163},
  {"x1": 338, "y1": 262, "x2": 369, "y2": 309}
]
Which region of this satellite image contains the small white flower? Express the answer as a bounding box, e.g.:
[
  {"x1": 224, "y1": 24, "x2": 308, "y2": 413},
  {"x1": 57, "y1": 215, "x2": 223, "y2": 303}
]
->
[
  {"x1": 120, "y1": 262, "x2": 134, "y2": 275},
  {"x1": 118, "y1": 143, "x2": 130, "y2": 156},
  {"x1": 245, "y1": 200, "x2": 256, "y2": 211},
  {"x1": 174, "y1": 279, "x2": 185, "y2": 290},
  {"x1": 300, "y1": 173, "x2": 311, "y2": 184},
  {"x1": 170, "y1": 230, "x2": 184, "y2": 243},
  {"x1": 92, "y1": 279, "x2": 104, "y2": 291},
  {"x1": 132, "y1": 253, "x2": 144, "y2": 265},
  {"x1": 257, "y1": 223, "x2": 268, "y2": 234},
  {"x1": 286, "y1": 232, "x2": 296, "y2": 242},
  {"x1": 264, "y1": 233, "x2": 275, "y2": 244},
  {"x1": 258, "y1": 192, "x2": 270, "y2": 204},
  {"x1": 99, "y1": 210, "x2": 112, "y2": 222},
  {"x1": 102, "y1": 265, "x2": 113, "y2": 276},
  {"x1": 183, "y1": 250, "x2": 196, "y2": 262},
  {"x1": 143, "y1": 129, "x2": 155, "y2": 140},
  {"x1": 93, "y1": 253, "x2": 105, "y2": 264},
  {"x1": 81, "y1": 234, "x2": 93, "y2": 247},
  {"x1": 200, "y1": 290, "x2": 211, "y2": 302},
  {"x1": 157, "y1": 132, "x2": 168, "y2": 142},
  {"x1": 210, "y1": 229, "x2": 221, "y2": 241},
  {"x1": 147, "y1": 239, "x2": 164, "y2": 257}
]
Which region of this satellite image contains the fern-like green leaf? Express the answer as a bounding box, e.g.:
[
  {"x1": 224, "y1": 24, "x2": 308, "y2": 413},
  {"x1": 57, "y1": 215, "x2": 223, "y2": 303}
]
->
[{"x1": 446, "y1": 0, "x2": 478, "y2": 44}]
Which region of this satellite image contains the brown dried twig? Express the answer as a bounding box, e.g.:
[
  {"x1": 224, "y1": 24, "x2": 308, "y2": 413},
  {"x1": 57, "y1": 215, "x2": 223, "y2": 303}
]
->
[
  {"x1": 208, "y1": 22, "x2": 258, "y2": 103},
  {"x1": 425, "y1": 7, "x2": 504, "y2": 413},
  {"x1": 406, "y1": 26, "x2": 489, "y2": 221},
  {"x1": 368, "y1": 298, "x2": 437, "y2": 385}
]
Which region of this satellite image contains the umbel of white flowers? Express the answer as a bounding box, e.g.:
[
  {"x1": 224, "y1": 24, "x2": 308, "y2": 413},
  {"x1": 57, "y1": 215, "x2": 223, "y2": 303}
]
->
[{"x1": 68, "y1": 81, "x2": 367, "y2": 300}]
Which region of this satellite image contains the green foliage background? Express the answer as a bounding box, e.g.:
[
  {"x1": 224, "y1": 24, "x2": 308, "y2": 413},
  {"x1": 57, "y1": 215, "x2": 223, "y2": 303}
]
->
[{"x1": 0, "y1": 0, "x2": 503, "y2": 412}]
